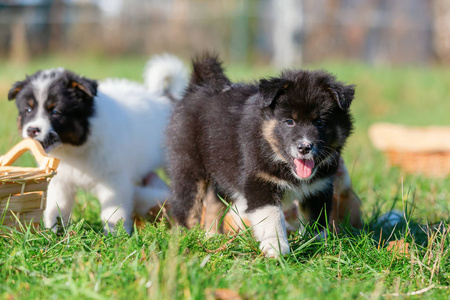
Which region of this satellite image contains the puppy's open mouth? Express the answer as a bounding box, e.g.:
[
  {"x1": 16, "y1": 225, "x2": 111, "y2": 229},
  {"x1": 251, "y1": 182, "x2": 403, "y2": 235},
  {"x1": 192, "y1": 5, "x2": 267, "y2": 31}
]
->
[
  {"x1": 293, "y1": 158, "x2": 315, "y2": 179},
  {"x1": 39, "y1": 132, "x2": 62, "y2": 153}
]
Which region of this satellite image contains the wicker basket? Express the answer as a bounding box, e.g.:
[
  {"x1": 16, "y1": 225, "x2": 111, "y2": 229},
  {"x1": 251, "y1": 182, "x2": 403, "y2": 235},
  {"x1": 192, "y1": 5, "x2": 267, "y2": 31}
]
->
[
  {"x1": 369, "y1": 123, "x2": 450, "y2": 178},
  {"x1": 0, "y1": 139, "x2": 59, "y2": 230}
]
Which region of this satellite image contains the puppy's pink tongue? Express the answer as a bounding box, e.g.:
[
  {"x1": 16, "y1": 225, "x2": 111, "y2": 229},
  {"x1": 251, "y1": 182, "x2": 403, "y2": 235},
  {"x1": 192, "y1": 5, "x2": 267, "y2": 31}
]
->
[{"x1": 294, "y1": 158, "x2": 315, "y2": 178}]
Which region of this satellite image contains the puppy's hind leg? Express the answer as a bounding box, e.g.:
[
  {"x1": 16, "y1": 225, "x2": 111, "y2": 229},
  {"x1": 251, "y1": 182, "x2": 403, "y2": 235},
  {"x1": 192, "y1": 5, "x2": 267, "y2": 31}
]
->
[
  {"x1": 170, "y1": 173, "x2": 208, "y2": 229},
  {"x1": 202, "y1": 186, "x2": 226, "y2": 234},
  {"x1": 167, "y1": 118, "x2": 208, "y2": 228}
]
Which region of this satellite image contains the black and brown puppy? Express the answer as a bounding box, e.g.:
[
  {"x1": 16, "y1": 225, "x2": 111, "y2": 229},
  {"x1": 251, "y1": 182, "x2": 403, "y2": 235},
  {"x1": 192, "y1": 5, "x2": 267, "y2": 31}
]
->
[{"x1": 167, "y1": 54, "x2": 355, "y2": 257}]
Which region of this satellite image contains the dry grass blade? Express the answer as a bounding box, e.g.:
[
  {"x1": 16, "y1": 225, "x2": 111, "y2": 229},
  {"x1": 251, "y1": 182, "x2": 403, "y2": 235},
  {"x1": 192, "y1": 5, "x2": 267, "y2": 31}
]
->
[
  {"x1": 200, "y1": 230, "x2": 240, "y2": 254},
  {"x1": 429, "y1": 224, "x2": 450, "y2": 284},
  {"x1": 384, "y1": 284, "x2": 436, "y2": 297}
]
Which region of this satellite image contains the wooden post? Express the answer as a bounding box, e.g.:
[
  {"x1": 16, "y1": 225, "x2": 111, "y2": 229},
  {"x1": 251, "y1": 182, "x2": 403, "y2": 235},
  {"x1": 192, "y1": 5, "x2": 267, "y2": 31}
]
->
[{"x1": 9, "y1": 20, "x2": 29, "y2": 65}]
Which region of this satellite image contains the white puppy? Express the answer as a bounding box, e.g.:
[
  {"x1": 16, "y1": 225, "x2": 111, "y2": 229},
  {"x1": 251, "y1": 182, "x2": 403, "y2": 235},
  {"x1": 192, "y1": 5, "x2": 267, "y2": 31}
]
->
[{"x1": 8, "y1": 55, "x2": 188, "y2": 233}]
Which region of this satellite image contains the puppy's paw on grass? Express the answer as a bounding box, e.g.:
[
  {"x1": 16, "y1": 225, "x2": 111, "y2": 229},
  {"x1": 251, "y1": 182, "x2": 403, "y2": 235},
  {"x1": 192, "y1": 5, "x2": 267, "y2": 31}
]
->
[{"x1": 259, "y1": 237, "x2": 290, "y2": 258}]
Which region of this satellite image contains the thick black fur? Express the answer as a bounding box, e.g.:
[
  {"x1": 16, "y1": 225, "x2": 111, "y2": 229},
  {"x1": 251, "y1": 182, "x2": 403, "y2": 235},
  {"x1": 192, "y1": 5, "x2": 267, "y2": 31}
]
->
[
  {"x1": 167, "y1": 54, "x2": 355, "y2": 230},
  {"x1": 8, "y1": 69, "x2": 97, "y2": 148}
]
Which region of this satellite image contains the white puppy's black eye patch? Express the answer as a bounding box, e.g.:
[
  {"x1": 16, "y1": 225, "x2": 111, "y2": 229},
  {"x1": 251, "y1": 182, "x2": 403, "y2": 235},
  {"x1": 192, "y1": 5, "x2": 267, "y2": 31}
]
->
[{"x1": 10, "y1": 68, "x2": 98, "y2": 148}]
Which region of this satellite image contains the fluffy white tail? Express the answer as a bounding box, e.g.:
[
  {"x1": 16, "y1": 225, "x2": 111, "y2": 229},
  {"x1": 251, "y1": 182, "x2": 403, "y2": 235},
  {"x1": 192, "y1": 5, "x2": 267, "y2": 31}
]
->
[{"x1": 143, "y1": 54, "x2": 188, "y2": 100}]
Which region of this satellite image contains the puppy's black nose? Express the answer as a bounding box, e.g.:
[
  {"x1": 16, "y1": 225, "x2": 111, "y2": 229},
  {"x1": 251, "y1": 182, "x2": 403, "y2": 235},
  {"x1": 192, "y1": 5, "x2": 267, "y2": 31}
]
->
[
  {"x1": 297, "y1": 142, "x2": 312, "y2": 155},
  {"x1": 27, "y1": 127, "x2": 41, "y2": 138}
]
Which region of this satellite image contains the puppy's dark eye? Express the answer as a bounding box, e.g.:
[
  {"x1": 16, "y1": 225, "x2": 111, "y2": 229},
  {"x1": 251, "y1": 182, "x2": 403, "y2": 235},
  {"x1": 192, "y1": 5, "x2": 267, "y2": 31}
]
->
[
  {"x1": 315, "y1": 119, "x2": 325, "y2": 128},
  {"x1": 50, "y1": 109, "x2": 61, "y2": 117},
  {"x1": 25, "y1": 107, "x2": 33, "y2": 115},
  {"x1": 284, "y1": 119, "x2": 295, "y2": 127}
]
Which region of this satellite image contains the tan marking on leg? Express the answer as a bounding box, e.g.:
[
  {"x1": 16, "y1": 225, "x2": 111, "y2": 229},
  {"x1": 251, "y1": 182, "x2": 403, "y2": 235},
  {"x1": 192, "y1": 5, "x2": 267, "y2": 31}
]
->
[
  {"x1": 201, "y1": 187, "x2": 226, "y2": 234},
  {"x1": 331, "y1": 159, "x2": 362, "y2": 228},
  {"x1": 186, "y1": 180, "x2": 208, "y2": 228},
  {"x1": 200, "y1": 205, "x2": 206, "y2": 226},
  {"x1": 261, "y1": 119, "x2": 287, "y2": 163}
]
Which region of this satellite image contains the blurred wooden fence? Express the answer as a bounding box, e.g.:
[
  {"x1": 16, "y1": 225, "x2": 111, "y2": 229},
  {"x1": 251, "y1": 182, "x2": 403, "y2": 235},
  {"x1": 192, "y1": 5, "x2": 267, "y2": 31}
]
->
[{"x1": 0, "y1": 0, "x2": 449, "y2": 66}]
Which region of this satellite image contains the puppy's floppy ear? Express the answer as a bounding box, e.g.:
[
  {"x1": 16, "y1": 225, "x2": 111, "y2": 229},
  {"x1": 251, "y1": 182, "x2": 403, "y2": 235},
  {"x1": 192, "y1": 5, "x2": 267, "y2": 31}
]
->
[
  {"x1": 259, "y1": 78, "x2": 291, "y2": 107},
  {"x1": 8, "y1": 80, "x2": 27, "y2": 100},
  {"x1": 328, "y1": 82, "x2": 355, "y2": 111},
  {"x1": 66, "y1": 72, "x2": 98, "y2": 98}
]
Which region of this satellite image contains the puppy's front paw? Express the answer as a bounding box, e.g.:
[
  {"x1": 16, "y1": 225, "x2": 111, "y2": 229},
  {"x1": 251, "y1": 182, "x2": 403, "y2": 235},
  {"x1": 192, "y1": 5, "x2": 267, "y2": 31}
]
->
[{"x1": 259, "y1": 236, "x2": 290, "y2": 258}]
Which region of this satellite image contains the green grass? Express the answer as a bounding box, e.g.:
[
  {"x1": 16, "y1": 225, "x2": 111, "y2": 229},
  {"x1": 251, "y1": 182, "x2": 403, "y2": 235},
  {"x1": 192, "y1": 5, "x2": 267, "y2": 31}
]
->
[{"x1": 1, "y1": 55, "x2": 449, "y2": 299}]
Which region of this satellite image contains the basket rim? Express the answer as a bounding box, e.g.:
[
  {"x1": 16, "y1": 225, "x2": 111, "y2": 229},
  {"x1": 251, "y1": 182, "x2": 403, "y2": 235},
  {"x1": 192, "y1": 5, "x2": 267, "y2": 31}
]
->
[
  {"x1": 0, "y1": 169, "x2": 57, "y2": 184},
  {"x1": 0, "y1": 139, "x2": 59, "y2": 172}
]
